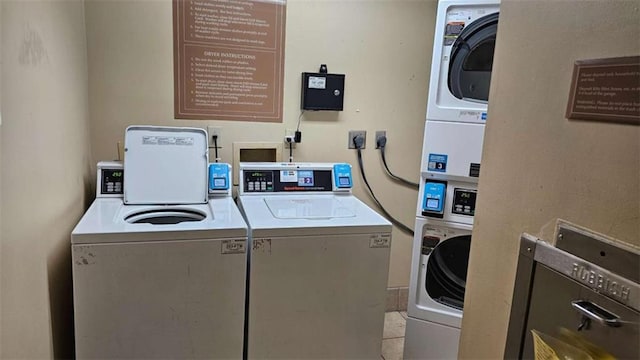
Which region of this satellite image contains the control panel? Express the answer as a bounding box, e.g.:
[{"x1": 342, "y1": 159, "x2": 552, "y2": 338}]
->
[
  {"x1": 422, "y1": 181, "x2": 446, "y2": 217},
  {"x1": 208, "y1": 163, "x2": 231, "y2": 194},
  {"x1": 97, "y1": 161, "x2": 124, "y2": 198},
  {"x1": 239, "y1": 163, "x2": 353, "y2": 194},
  {"x1": 452, "y1": 188, "x2": 477, "y2": 216},
  {"x1": 244, "y1": 170, "x2": 275, "y2": 192}
]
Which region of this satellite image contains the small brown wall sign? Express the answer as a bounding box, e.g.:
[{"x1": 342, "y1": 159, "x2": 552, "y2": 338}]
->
[{"x1": 566, "y1": 56, "x2": 640, "y2": 125}]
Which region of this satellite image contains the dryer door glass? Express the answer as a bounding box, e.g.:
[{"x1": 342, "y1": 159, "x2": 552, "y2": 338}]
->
[
  {"x1": 425, "y1": 235, "x2": 471, "y2": 310},
  {"x1": 448, "y1": 12, "x2": 499, "y2": 102}
]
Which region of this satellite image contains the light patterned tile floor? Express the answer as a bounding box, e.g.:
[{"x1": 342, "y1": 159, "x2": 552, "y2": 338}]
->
[{"x1": 381, "y1": 312, "x2": 406, "y2": 360}]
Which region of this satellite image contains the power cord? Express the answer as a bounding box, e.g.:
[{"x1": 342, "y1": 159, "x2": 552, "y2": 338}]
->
[
  {"x1": 212, "y1": 135, "x2": 220, "y2": 163},
  {"x1": 295, "y1": 111, "x2": 304, "y2": 143},
  {"x1": 377, "y1": 135, "x2": 419, "y2": 189},
  {"x1": 353, "y1": 135, "x2": 414, "y2": 236},
  {"x1": 296, "y1": 110, "x2": 305, "y2": 131},
  {"x1": 286, "y1": 137, "x2": 294, "y2": 162}
]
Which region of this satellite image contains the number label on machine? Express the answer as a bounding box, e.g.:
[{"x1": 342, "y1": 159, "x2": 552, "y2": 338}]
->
[
  {"x1": 428, "y1": 153, "x2": 448, "y2": 173},
  {"x1": 221, "y1": 239, "x2": 247, "y2": 254},
  {"x1": 369, "y1": 234, "x2": 391, "y2": 248}
]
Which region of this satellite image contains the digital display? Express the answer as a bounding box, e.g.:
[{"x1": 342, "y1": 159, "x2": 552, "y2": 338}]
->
[
  {"x1": 243, "y1": 170, "x2": 275, "y2": 192},
  {"x1": 214, "y1": 178, "x2": 226, "y2": 187},
  {"x1": 297, "y1": 170, "x2": 314, "y2": 186},
  {"x1": 339, "y1": 177, "x2": 350, "y2": 186},
  {"x1": 101, "y1": 169, "x2": 124, "y2": 195},
  {"x1": 426, "y1": 198, "x2": 440, "y2": 209},
  {"x1": 452, "y1": 188, "x2": 477, "y2": 216}
]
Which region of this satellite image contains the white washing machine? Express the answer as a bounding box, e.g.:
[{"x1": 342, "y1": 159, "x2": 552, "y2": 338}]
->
[
  {"x1": 71, "y1": 126, "x2": 248, "y2": 359},
  {"x1": 404, "y1": 178, "x2": 477, "y2": 359},
  {"x1": 237, "y1": 162, "x2": 392, "y2": 359},
  {"x1": 426, "y1": 0, "x2": 500, "y2": 123}
]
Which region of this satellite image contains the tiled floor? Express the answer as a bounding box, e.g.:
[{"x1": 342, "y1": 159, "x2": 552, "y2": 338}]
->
[{"x1": 381, "y1": 311, "x2": 407, "y2": 360}]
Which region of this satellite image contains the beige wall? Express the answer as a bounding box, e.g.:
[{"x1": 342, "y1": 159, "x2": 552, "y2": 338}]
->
[
  {"x1": 0, "y1": 0, "x2": 92, "y2": 358},
  {"x1": 0, "y1": 1, "x2": 3, "y2": 353},
  {"x1": 459, "y1": 0, "x2": 640, "y2": 358},
  {"x1": 85, "y1": 0, "x2": 437, "y2": 288}
]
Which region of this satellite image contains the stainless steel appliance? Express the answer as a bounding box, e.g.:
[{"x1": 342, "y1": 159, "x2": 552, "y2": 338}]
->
[{"x1": 505, "y1": 222, "x2": 639, "y2": 358}]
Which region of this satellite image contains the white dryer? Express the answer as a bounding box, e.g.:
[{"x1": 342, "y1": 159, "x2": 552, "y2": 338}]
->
[
  {"x1": 237, "y1": 162, "x2": 392, "y2": 359},
  {"x1": 71, "y1": 126, "x2": 248, "y2": 359},
  {"x1": 426, "y1": 0, "x2": 500, "y2": 123},
  {"x1": 423, "y1": 0, "x2": 500, "y2": 185},
  {"x1": 404, "y1": 179, "x2": 477, "y2": 359}
]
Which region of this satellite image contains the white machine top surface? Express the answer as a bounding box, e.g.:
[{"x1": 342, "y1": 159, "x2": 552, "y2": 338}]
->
[
  {"x1": 239, "y1": 194, "x2": 390, "y2": 236},
  {"x1": 72, "y1": 197, "x2": 247, "y2": 244},
  {"x1": 264, "y1": 197, "x2": 356, "y2": 219},
  {"x1": 124, "y1": 126, "x2": 208, "y2": 205}
]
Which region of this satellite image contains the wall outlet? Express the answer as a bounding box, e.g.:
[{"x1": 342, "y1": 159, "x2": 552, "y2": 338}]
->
[
  {"x1": 207, "y1": 126, "x2": 222, "y2": 148},
  {"x1": 375, "y1": 130, "x2": 386, "y2": 149},
  {"x1": 348, "y1": 130, "x2": 366, "y2": 149},
  {"x1": 284, "y1": 128, "x2": 296, "y2": 148}
]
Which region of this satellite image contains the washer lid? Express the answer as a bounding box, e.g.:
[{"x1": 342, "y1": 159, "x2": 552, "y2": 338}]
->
[
  {"x1": 264, "y1": 197, "x2": 356, "y2": 219},
  {"x1": 124, "y1": 126, "x2": 208, "y2": 205}
]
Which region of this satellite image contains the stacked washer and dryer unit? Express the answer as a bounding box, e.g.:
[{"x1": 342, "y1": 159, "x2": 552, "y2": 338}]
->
[{"x1": 404, "y1": 1, "x2": 500, "y2": 359}]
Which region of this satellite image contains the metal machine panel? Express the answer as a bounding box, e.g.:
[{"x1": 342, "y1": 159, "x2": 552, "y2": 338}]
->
[
  {"x1": 124, "y1": 126, "x2": 208, "y2": 205},
  {"x1": 72, "y1": 238, "x2": 247, "y2": 359},
  {"x1": 505, "y1": 225, "x2": 640, "y2": 359},
  {"x1": 416, "y1": 179, "x2": 477, "y2": 226},
  {"x1": 239, "y1": 162, "x2": 352, "y2": 195},
  {"x1": 247, "y1": 232, "x2": 391, "y2": 359},
  {"x1": 403, "y1": 316, "x2": 461, "y2": 360},
  {"x1": 97, "y1": 161, "x2": 123, "y2": 198},
  {"x1": 421, "y1": 120, "x2": 485, "y2": 182}
]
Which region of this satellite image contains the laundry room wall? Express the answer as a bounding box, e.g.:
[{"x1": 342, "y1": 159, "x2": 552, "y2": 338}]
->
[
  {"x1": 84, "y1": 0, "x2": 437, "y2": 289},
  {"x1": 0, "y1": 0, "x2": 92, "y2": 358},
  {"x1": 459, "y1": 0, "x2": 640, "y2": 358},
  {"x1": 0, "y1": 2, "x2": 3, "y2": 354}
]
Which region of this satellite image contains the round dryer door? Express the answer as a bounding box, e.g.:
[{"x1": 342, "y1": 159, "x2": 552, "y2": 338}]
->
[
  {"x1": 425, "y1": 234, "x2": 471, "y2": 310},
  {"x1": 448, "y1": 12, "x2": 499, "y2": 102}
]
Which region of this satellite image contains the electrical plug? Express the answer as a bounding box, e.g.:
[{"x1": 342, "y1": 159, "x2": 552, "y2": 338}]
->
[{"x1": 352, "y1": 134, "x2": 365, "y2": 149}]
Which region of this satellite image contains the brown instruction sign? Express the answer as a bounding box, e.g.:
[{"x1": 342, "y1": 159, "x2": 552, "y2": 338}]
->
[
  {"x1": 173, "y1": 0, "x2": 286, "y2": 122},
  {"x1": 566, "y1": 56, "x2": 640, "y2": 125}
]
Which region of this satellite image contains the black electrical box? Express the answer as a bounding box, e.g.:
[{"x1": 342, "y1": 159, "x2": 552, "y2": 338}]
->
[{"x1": 301, "y1": 72, "x2": 345, "y2": 111}]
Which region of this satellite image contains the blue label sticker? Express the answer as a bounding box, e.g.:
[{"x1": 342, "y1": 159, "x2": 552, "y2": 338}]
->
[
  {"x1": 428, "y1": 154, "x2": 448, "y2": 173},
  {"x1": 481, "y1": 112, "x2": 487, "y2": 121}
]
